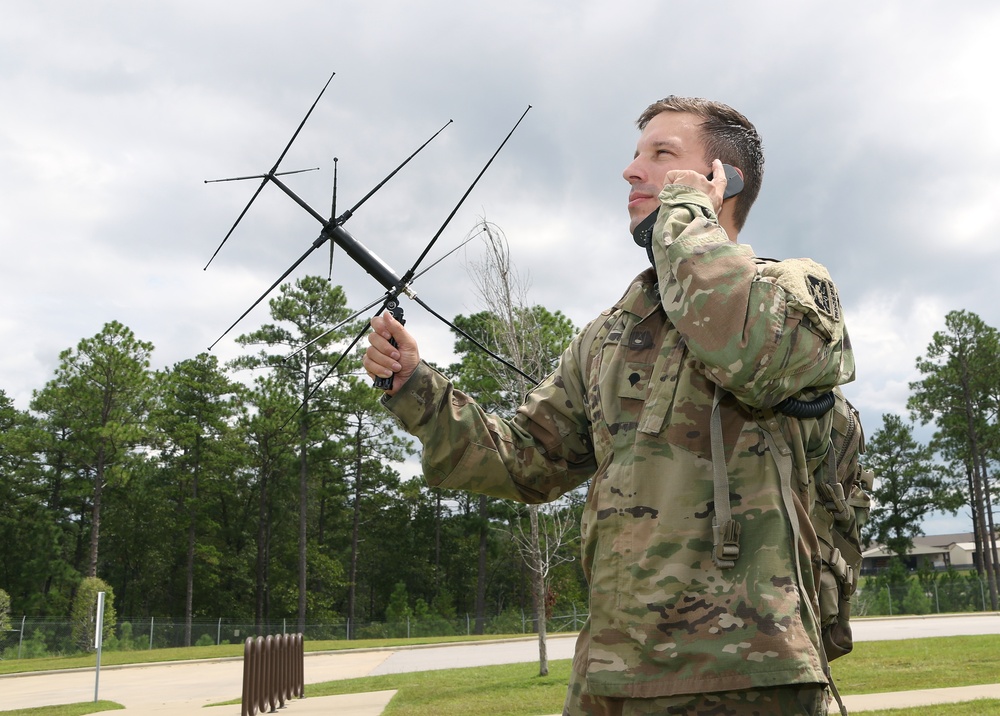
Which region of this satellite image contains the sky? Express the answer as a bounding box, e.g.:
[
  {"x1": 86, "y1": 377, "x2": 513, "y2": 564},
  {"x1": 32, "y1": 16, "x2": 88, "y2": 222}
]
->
[{"x1": 4, "y1": 1, "x2": 1000, "y2": 535}]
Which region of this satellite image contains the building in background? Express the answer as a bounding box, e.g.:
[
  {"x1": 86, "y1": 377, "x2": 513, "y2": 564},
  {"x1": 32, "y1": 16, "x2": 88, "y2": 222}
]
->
[{"x1": 861, "y1": 532, "x2": 999, "y2": 574}]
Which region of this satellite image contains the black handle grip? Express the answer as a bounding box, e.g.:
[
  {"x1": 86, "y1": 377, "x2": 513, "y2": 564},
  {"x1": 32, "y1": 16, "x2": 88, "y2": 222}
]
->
[{"x1": 372, "y1": 300, "x2": 405, "y2": 391}]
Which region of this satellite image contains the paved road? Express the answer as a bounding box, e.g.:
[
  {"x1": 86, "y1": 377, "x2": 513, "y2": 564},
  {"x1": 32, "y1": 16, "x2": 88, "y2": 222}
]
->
[
  {"x1": 852, "y1": 613, "x2": 1000, "y2": 641},
  {"x1": 367, "y1": 633, "x2": 579, "y2": 675},
  {"x1": 1, "y1": 615, "x2": 998, "y2": 713}
]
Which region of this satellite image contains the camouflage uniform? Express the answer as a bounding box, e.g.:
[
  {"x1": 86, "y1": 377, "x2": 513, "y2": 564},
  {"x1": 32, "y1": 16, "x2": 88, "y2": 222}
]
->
[{"x1": 383, "y1": 185, "x2": 854, "y2": 714}]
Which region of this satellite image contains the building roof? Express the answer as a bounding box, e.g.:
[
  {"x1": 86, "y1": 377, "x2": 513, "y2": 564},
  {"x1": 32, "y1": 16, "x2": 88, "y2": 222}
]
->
[
  {"x1": 863, "y1": 532, "x2": 999, "y2": 560},
  {"x1": 912, "y1": 533, "x2": 974, "y2": 548},
  {"x1": 862, "y1": 543, "x2": 948, "y2": 559}
]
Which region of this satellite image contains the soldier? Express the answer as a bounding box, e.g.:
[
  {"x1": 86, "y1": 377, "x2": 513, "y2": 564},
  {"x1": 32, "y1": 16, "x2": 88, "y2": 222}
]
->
[{"x1": 364, "y1": 96, "x2": 855, "y2": 716}]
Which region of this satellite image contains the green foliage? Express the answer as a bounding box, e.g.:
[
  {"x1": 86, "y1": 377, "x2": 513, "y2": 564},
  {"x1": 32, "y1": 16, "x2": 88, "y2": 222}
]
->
[
  {"x1": 431, "y1": 588, "x2": 457, "y2": 620},
  {"x1": 30, "y1": 321, "x2": 155, "y2": 582},
  {"x1": 111, "y1": 622, "x2": 141, "y2": 651},
  {"x1": 0, "y1": 276, "x2": 588, "y2": 637},
  {"x1": 907, "y1": 309, "x2": 1000, "y2": 610},
  {"x1": 0, "y1": 588, "x2": 10, "y2": 631},
  {"x1": 17, "y1": 629, "x2": 51, "y2": 659},
  {"x1": 385, "y1": 582, "x2": 412, "y2": 624},
  {"x1": 858, "y1": 560, "x2": 994, "y2": 616},
  {"x1": 935, "y1": 567, "x2": 976, "y2": 612},
  {"x1": 70, "y1": 577, "x2": 116, "y2": 653},
  {"x1": 861, "y1": 414, "x2": 962, "y2": 558},
  {"x1": 902, "y1": 580, "x2": 932, "y2": 615},
  {"x1": 484, "y1": 608, "x2": 526, "y2": 635}
]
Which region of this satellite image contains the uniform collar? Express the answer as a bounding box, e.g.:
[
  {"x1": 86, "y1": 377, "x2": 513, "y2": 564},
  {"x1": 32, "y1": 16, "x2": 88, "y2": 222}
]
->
[{"x1": 618, "y1": 268, "x2": 661, "y2": 320}]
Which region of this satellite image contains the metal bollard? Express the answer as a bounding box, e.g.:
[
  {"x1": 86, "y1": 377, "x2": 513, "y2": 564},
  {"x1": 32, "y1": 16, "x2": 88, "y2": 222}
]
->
[{"x1": 241, "y1": 632, "x2": 305, "y2": 715}]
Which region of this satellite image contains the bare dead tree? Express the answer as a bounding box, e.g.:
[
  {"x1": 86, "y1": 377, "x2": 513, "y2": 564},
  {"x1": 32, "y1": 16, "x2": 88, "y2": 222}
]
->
[{"x1": 463, "y1": 220, "x2": 578, "y2": 676}]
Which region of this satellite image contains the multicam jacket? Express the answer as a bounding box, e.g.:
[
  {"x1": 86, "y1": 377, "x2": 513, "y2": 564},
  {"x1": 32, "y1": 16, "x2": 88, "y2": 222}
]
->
[{"x1": 383, "y1": 185, "x2": 855, "y2": 698}]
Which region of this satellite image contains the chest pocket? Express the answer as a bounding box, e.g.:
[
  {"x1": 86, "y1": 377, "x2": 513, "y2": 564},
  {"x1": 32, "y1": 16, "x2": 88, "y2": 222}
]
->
[
  {"x1": 620, "y1": 329, "x2": 654, "y2": 401},
  {"x1": 598, "y1": 313, "x2": 684, "y2": 438}
]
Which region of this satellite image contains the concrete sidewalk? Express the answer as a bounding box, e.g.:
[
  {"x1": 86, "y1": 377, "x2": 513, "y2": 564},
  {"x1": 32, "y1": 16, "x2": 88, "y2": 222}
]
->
[
  {"x1": 842, "y1": 683, "x2": 1000, "y2": 712},
  {"x1": 84, "y1": 683, "x2": 1000, "y2": 715},
  {"x1": 86, "y1": 690, "x2": 399, "y2": 715}
]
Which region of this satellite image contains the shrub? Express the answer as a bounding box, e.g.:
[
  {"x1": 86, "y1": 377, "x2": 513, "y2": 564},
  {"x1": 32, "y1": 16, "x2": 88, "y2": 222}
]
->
[
  {"x1": 70, "y1": 577, "x2": 117, "y2": 653},
  {"x1": 902, "y1": 580, "x2": 932, "y2": 615},
  {"x1": 19, "y1": 629, "x2": 51, "y2": 659},
  {"x1": 485, "y1": 608, "x2": 526, "y2": 635},
  {"x1": 0, "y1": 588, "x2": 10, "y2": 631}
]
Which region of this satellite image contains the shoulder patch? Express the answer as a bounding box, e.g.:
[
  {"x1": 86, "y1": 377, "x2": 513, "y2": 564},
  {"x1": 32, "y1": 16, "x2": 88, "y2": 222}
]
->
[
  {"x1": 807, "y1": 274, "x2": 842, "y2": 321},
  {"x1": 757, "y1": 258, "x2": 844, "y2": 342}
]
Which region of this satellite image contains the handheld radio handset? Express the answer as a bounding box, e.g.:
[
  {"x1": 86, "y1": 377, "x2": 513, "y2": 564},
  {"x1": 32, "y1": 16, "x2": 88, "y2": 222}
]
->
[{"x1": 631, "y1": 163, "x2": 744, "y2": 249}]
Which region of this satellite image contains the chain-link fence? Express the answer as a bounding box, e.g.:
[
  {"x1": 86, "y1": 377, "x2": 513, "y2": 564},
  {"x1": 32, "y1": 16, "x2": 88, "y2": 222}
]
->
[
  {"x1": 0, "y1": 607, "x2": 590, "y2": 661},
  {"x1": 0, "y1": 629, "x2": 21, "y2": 660},
  {"x1": 7, "y1": 577, "x2": 994, "y2": 662},
  {"x1": 855, "y1": 574, "x2": 996, "y2": 617}
]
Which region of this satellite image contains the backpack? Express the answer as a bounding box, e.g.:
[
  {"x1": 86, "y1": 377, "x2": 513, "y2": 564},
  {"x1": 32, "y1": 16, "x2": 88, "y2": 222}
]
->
[
  {"x1": 757, "y1": 388, "x2": 874, "y2": 661},
  {"x1": 810, "y1": 391, "x2": 873, "y2": 661},
  {"x1": 752, "y1": 389, "x2": 872, "y2": 716}
]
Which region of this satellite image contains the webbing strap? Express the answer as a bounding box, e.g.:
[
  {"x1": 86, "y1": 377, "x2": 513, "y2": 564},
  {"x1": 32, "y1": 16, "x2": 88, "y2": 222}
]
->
[
  {"x1": 710, "y1": 385, "x2": 741, "y2": 568},
  {"x1": 761, "y1": 419, "x2": 848, "y2": 716}
]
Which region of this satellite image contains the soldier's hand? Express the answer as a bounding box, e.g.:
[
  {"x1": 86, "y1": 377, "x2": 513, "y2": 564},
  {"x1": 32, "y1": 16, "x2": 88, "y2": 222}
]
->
[
  {"x1": 665, "y1": 158, "x2": 728, "y2": 215},
  {"x1": 365, "y1": 310, "x2": 420, "y2": 397}
]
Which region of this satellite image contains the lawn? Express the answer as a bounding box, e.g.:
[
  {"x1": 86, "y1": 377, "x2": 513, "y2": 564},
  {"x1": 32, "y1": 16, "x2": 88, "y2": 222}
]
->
[
  {"x1": 288, "y1": 634, "x2": 1000, "y2": 715},
  {"x1": 2, "y1": 633, "x2": 999, "y2": 715},
  {"x1": 863, "y1": 703, "x2": 1000, "y2": 715},
  {"x1": 0, "y1": 703, "x2": 123, "y2": 716}
]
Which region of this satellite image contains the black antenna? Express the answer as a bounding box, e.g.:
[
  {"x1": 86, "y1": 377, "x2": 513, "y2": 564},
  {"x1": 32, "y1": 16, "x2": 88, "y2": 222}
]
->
[
  {"x1": 203, "y1": 71, "x2": 336, "y2": 270},
  {"x1": 206, "y1": 119, "x2": 453, "y2": 349},
  {"x1": 291, "y1": 107, "x2": 536, "y2": 412},
  {"x1": 341, "y1": 120, "x2": 452, "y2": 221},
  {"x1": 328, "y1": 157, "x2": 338, "y2": 281},
  {"x1": 406, "y1": 106, "x2": 531, "y2": 283},
  {"x1": 364, "y1": 105, "x2": 533, "y2": 391},
  {"x1": 204, "y1": 74, "x2": 536, "y2": 426},
  {"x1": 285, "y1": 224, "x2": 487, "y2": 361}
]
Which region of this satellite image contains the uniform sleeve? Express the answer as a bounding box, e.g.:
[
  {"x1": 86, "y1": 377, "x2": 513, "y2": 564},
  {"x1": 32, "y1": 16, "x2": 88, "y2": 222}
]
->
[
  {"x1": 651, "y1": 184, "x2": 855, "y2": 408},
  {"x1": 381, "y1": 338, "x2": 598, "y2": 503}
]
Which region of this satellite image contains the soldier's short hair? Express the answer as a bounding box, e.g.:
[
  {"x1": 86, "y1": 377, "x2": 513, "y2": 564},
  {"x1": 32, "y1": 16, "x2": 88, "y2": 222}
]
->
[{"x1": 637, "y1": 97, "x2": 763, "y2": 232}]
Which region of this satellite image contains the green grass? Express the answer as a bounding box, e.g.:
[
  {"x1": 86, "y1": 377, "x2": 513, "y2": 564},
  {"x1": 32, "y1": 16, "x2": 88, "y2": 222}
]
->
[
  {"x1": 833, "y1": 634, "x2": 1000, "y2": 694},
  {"x1": 290, "y1": 634, "x2": 1000, "y2": 716},
  {"x1": 0, "y1": 632, "x2": 527, "y2": 676},
  {"x1": 0, "y1": 702, "x2": 123, "y2": 716},
  {"x1": 863, "y1": 701, "x2": 1000, "y2": 715},
  {"x1": 292, "y1": 660, "x2": 573, "y2": 716}
]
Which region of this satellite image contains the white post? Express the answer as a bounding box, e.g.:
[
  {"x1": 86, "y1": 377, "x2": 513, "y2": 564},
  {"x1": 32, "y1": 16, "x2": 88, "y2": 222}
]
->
[
  {"x1": 149, "y1": 616, "x2": 154, "y2": 650},
  {"x1": 217, "y1": 618, "x2": 222, "y2": 646},
  {"x1": 94, "y1": 591, "x2": 106, "y2": 702},
  {"x1": 17, "y1": 615, "x2": 25, "y2": 659}
]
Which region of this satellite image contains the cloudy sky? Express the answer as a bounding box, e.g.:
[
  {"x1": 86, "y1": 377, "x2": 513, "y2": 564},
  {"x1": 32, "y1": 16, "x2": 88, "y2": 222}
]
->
[{"x1": 4, "y1": 1, "x2": 999, "y2": 533}]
